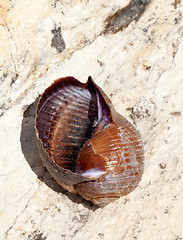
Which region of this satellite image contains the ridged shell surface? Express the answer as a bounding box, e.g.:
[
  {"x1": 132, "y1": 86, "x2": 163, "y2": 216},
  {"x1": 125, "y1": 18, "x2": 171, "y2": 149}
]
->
[{"x1": 36, "y1": 76, "x2": 144, "y2": 206}]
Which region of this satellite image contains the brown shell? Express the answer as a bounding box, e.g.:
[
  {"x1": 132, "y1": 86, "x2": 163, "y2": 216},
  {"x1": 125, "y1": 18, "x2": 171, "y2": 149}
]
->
[{"x1": 35, "y1": 76, "x2": 144, "y2": 206}]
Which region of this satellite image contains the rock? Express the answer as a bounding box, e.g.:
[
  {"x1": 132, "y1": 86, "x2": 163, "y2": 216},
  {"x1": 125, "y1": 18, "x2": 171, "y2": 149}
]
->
[{"x1": 1, "y1": 0, "x2": 183, "y2": 239}]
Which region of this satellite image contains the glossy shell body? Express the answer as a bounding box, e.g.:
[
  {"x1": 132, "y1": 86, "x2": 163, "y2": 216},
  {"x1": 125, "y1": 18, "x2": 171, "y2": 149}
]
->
[{"x1": 36, "y1": 76, "x2": 144, "y2": 206}]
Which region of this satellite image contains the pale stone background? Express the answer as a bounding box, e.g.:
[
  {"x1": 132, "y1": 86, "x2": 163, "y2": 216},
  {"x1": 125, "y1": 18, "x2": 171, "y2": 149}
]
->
[{"x1": 1, "y1": 0, "x2": 183, "y2": 239}]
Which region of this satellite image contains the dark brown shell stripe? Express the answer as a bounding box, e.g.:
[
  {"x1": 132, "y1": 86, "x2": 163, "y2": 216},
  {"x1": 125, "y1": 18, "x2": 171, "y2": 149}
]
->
[{"x1": 36, "y1": 77, "x2": 98, "y2": 172}]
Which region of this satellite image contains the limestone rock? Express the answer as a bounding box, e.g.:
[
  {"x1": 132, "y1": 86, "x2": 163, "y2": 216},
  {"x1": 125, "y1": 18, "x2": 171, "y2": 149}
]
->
[{"x1": 1, "y1": 0, "x2": 183, "y2": 239}]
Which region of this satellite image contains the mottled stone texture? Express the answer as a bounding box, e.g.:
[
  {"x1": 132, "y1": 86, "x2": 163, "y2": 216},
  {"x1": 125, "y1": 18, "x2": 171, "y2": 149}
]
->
[{"x1": 1, "y1": 0, "x2": 183, "y2": 239}]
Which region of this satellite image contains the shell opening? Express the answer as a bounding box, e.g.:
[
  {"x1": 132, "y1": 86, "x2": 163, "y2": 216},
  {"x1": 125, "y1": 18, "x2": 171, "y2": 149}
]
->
[{"x1": 87, "y1": 76, "x2": 113, "y2": 130}]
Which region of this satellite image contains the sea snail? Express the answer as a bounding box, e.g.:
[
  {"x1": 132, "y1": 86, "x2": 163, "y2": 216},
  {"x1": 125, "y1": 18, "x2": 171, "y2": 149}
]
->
[{"x1": 36, "y1": 76, "x2": 144, "y2": 206}]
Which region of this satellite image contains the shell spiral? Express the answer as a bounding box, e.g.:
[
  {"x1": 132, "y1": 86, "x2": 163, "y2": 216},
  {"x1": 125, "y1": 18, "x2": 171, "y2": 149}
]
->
[{"x1": 36, "y1": 76, "x2": 144, "y2": 206}]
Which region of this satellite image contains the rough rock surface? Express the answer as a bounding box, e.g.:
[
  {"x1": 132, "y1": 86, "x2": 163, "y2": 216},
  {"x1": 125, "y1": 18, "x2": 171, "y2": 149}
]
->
[{"x1": 1, "y1": 0, "x2": 183, "y2": 239}]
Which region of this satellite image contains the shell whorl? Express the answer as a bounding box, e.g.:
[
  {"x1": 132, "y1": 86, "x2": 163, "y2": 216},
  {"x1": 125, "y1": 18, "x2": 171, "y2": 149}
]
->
[{"x1": 36, "y1": 76, "x2": 144, "y2": 206}]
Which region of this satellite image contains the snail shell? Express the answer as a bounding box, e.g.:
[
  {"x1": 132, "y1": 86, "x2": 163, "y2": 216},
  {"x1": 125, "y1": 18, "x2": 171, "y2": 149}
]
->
[{"x1": 36, "y1": 76, "x2": 144, "y2": 206}]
